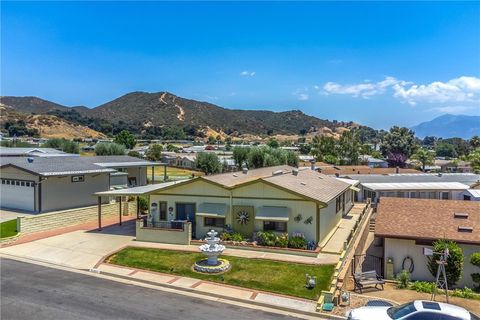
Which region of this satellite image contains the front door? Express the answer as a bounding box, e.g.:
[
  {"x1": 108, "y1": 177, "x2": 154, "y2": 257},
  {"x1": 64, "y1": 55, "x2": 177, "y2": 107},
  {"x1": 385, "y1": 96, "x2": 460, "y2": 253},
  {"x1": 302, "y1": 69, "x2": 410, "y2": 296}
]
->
[
  {"x1": 176, "y1": 203, "x2": 196, "y2": 238},
  {"x1": 232, "y1": 205, "x2": 255, "y2": 237}
]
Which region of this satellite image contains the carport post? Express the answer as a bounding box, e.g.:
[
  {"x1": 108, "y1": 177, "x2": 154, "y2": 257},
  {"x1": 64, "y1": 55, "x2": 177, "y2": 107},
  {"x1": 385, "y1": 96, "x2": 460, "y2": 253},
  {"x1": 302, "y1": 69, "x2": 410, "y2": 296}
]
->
[
  {"x1": 163, "y1": 165, "x2": 167, "y2": 181},
  {"x1": 97, "y1": 196, "x2": 102, "y2": 231},
  {"x1": 151, "y1": 166, "x2": 154, "y2": 184},
  {"x1": 119, "y1": 196, "x2": 122, "y2": 226},
  {"x1": 136, "y1": 196, "x2": 140, "y2": 218}
]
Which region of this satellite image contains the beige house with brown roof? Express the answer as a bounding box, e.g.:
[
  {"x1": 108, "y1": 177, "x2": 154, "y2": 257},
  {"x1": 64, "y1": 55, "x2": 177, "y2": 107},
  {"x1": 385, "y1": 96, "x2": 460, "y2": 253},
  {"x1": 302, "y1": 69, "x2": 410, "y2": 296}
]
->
[
  {"x1": 375, "y1": 198, "x2": 480, "y2": 288},
  {"x1": 144, "y1": 165, "x2": 356, "y2": 244}
]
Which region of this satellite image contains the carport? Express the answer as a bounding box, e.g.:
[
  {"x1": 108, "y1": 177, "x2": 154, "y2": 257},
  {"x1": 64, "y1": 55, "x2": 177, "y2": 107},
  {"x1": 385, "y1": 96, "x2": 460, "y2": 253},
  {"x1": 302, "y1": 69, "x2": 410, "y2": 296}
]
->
[{"x1": 93, "y1": 181, "x2": 186, "y2": 230}]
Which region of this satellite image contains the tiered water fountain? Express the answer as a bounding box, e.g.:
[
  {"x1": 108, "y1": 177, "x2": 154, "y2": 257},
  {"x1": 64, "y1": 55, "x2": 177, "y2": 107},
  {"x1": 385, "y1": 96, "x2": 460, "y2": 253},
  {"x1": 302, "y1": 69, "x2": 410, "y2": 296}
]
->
[{"x1": 193, "y1": 229, "x2": 231, "y2": 273}]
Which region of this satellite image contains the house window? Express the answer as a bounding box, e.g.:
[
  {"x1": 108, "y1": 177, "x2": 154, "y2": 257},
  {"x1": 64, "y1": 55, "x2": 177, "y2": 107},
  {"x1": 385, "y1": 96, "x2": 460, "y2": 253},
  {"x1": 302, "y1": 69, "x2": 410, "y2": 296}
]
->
[
  {"x1": 441, "y1": 192, "x2": 449, "y2": 200},
  {"x1": 204, "y1": 217, "x2": 225, "y2": 228},
  {"x1": 159, "y1": 202, "x2": 167, "y2": 221},
  {"x1": 1, "y1": 179, "x2": 5, "y2": 184},
  {"x1": 263, "y1": 221, "x2": 287, "y2": 232},
  {"x1": 71, "y1": 175, "x2": 85, "y2": 183}
]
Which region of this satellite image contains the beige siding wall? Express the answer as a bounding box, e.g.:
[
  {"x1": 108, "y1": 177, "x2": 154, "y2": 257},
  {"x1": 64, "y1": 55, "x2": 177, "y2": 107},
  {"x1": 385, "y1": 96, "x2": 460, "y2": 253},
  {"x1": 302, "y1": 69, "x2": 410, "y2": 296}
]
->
[
  {"x1": 155, "y1": 179, "x2": 230, "y2": 197},
  {"x1": 318, "y1": 190, "x2": 354, "y2": 244},
  {"x1": 41, "y1": 173, "x2": 110, "y2": 212},
  {"x1": 17, "y1": 201, "x2": 137, "y2": 235},
  {"x1": 136, "y1": 220, "x2": 191, "y2": 244},
  {"x1": 384, "y1": 238, "x2": 478, "y2": 288}
]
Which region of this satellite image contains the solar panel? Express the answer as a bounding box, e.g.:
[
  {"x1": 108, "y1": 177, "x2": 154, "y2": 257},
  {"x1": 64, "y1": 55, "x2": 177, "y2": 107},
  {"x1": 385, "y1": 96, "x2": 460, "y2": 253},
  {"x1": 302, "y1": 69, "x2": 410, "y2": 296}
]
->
[{"x1": 422, "y1": 301, "x2": 441, "y2": 310}]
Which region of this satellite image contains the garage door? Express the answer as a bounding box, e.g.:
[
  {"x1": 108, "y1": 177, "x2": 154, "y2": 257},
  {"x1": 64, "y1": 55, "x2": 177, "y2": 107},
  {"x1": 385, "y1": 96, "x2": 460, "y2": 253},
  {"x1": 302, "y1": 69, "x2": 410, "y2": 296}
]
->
[{"x1": 0, "y1": 179, "x2": 35, "y2": 211}]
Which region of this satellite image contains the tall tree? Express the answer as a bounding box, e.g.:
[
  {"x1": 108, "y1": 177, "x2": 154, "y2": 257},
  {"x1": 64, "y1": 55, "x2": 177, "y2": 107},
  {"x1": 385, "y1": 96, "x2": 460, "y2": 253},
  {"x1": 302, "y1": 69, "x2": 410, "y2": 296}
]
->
[
  {"x1": 338, "y1": 131, "x2": 360, "y2": 165},
  {"x1": 311, "y1": 135, "x2": 337, "y2": 162},
  {"x1": 233, "y1": 146, "x2": 250, "y2": 167},
  {"x1": 468, "y1": 148, "x2": 480, "y2": 174},
  {"x1": 411, "y1": 148, "x2": 436, "y2": 172},
  {"x1": 381, "y1": 126, "x2": 417, "y2": 167},
  {"x1": 195, "y1": 152, "x2": 221, "y2": 175},
  {"x1": 470, "y1": 136, "x2": 480, "y2": 149},
  {"x1": 43, "y1": 138, "x2": 79, "y2": 154},
  {"x1": 145, "y1": 144, "x2": 163, "y2": 161},
  {"x1": 95, "y1": 143, "x2": 125, "y2": 155},
  {"x1": 114, "y1": 130, "x2": 136, "y2": 149}
]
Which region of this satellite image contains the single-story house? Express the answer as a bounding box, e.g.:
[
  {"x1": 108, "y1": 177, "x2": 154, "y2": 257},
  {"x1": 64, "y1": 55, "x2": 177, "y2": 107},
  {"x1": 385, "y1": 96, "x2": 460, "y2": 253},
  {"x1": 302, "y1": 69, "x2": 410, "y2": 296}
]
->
[
  {"x1": 435, "y1": 159, "x2": 473, "y2": 173},
  {"x1": 0, "y1": 156, "x2": 115, "y2": 212},
  {"x1": 0, "y1": 155, "x2": 166, "y2": 212},
  {"x1": 375, "y1": 198, "x2": 480, "y2": 288},
  {"x1": 175, "y1": 155, "x2": 196, "y2": 169},
  {"x1": 317, "y1": 165, "x2": 420, "y2": 176},
  {"x1": 359, "y1": 155, "x2": 388, "y2": 168},
  {"x1": 107, "y1": 165, "x2": 357, "y2": 244},
  {"x1": 352, "y1": 173, "x2": 480, "y2": 202}
]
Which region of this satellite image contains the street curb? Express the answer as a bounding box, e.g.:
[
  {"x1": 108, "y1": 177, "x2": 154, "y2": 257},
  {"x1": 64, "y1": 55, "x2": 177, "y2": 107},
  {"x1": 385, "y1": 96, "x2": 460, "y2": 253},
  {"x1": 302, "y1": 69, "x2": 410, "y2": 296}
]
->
[{"x1": 96, "y1": 269, "x2": 346, "y2": 320}]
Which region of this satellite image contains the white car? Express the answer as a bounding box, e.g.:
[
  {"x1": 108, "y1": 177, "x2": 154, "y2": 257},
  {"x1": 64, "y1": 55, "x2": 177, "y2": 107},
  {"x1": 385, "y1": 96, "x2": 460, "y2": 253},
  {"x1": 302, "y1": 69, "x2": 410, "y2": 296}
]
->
[{"x1": 347, "y1": 300, "x2": 472, "y2": 320}]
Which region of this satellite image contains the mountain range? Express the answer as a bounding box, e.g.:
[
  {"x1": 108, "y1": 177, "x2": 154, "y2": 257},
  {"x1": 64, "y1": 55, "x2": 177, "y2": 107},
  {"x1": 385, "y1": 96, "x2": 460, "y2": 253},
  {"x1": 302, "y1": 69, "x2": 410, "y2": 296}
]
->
[
  {"x1": 1, "y1": 92, "x2": 357, "y2": 139},
  {"x1": 411, "y1": 114, "x2": 480, "y2": 139}
]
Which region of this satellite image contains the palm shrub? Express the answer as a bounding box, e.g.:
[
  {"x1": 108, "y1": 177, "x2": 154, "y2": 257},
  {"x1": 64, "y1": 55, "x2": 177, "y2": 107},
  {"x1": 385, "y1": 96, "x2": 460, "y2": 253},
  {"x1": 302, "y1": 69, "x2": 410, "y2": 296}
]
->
[
  {"x1": 396, "y1": 270, "x2": 410, "y2": 289},
  {"x1": 255, "y1": 231, "x2": 277, "y2": 247},
  {"x1": 427, "y1": 240, "x2": 464, "y2": 286},
  {"x1": 470, "y1": 252, "x2": 480, "y2": 291},
  {"x1": 275, "y1": 233, "x2": 289, "y2": 248}
]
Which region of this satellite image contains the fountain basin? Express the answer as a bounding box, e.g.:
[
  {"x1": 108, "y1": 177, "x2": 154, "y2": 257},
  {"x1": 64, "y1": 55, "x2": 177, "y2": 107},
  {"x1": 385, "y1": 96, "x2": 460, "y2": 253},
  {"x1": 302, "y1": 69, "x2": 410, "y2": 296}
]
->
[{"x1": 193, "y1": 258, "x2": 231, "y2": 273}]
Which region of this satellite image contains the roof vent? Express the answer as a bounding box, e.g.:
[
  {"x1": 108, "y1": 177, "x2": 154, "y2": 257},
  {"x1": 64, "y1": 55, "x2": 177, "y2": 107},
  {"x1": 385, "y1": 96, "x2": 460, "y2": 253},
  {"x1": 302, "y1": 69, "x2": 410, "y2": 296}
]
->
[
  {"x1": 438, "y1": 173, "x2": 443, "y2": 177},
  {"x1": 454, "y1": 212, "x2": 469, "y2": 219},
  {"x1": 300, "y1": 182, "x2": 306, "y2": 186},
  {"x1": 27, "y1": 157, "x2": 34, "y2": 163},
  {"x1": 233, "y1": 174, "x2": 238, "y2": 177},
  {"x1": 458, "y1": 226, "x2": 473, "y2": 233},
  {"x1": 242, "y1": 167, "x2": 248, "y2": 174},
  {"x1": 335, "y1": 173, "x2": 340, "y2": 177},
  {"x1": 396, "y1": 166, "x2": 400, "y2": 174},
  {"x1": 292, "y1": 168, "x2": 299, "y2": 176},
  {"x1": 272, "y1": 170, "x2": 283, "y2": 176}
]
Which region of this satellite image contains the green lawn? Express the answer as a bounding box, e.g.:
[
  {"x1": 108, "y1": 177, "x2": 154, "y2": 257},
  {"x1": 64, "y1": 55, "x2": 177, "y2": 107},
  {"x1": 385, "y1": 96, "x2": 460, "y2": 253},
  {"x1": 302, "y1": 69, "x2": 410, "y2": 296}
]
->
[
  {"x1": 108, "y1": 247, "x2": 335, "y2": 300},
  {"x1": 0, "y1": 219, "x2": 18, "y2": 239}
]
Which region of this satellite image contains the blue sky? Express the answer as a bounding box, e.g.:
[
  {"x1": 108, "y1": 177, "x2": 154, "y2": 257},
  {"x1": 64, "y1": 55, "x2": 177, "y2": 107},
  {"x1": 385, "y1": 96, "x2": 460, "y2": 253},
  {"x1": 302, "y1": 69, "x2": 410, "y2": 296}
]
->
[{"x1": 1, "y1": 1, "x2": 479, "y2": 129}]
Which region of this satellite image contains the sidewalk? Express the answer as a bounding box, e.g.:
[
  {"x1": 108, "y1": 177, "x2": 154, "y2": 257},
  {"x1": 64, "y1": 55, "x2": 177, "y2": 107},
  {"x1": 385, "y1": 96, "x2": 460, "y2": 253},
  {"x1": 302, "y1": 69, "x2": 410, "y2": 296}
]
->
[{"x1": 96, "y1": 262, "x2": 318, "y2": 313}]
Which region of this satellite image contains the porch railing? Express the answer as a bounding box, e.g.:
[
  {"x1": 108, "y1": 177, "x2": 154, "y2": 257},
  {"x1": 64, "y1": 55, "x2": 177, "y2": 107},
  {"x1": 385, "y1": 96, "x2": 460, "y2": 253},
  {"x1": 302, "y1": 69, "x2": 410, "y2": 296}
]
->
[{"x1": 143, "y1": 220, "x2": 185, "y2": 231}]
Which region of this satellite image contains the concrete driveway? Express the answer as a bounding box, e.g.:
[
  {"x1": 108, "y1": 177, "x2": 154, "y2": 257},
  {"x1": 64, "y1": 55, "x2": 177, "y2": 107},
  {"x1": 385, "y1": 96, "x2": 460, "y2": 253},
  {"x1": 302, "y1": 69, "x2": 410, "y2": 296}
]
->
[
  {"x1": 0, "y1": 209, "x2": 38, "y2": 223},
  {"x1": 0, "y1": 221, "x2": 135, "y2": 269}
]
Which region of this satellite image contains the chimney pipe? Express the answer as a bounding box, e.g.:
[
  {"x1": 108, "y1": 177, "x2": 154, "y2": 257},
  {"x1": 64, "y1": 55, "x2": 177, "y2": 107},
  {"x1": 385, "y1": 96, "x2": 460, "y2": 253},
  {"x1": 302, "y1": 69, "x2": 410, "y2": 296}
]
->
[
  {"x1": 292, "y1": 168, "x2": 299, "y2": 176},
  {"x1": 242, "y1": 166, "x2": 248, "y2": 174},
  {"x1": 396, "y1": 166, "x2": 399, "y2": 174},
  {"x1": 310, "y1": 159, "x2": 315, "y2": 171}
]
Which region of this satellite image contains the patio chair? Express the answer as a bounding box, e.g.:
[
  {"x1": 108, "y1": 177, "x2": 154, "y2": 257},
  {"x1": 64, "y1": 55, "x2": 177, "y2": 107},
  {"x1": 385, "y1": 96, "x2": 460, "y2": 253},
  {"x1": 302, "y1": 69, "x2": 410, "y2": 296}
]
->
[{"x1": 321, "y1": 290, "x2": 334, "y2": 312}]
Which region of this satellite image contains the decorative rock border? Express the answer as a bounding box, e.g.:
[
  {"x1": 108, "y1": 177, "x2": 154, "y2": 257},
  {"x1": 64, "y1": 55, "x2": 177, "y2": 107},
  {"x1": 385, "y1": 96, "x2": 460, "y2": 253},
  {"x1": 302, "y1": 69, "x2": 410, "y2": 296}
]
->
[{"x1": 193, "y1": 258, "x2": 231, "y2": 274}]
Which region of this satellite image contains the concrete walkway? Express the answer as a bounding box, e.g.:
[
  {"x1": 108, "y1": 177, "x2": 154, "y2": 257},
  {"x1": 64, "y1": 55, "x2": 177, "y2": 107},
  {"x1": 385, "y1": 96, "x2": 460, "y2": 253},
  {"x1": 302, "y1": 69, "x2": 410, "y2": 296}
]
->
[
  {"x1": 0, "y1": 208, "x2": 37, "y2": 223},
  {"x1": 320, "y1": 204, "x2": 363, "y2": 254},
  {"x1": 128, "y1": 242, "x2": 340, "y2": 265},
  {"x1": 96, "y1": 262, "x2": 318, "y2": 313}
]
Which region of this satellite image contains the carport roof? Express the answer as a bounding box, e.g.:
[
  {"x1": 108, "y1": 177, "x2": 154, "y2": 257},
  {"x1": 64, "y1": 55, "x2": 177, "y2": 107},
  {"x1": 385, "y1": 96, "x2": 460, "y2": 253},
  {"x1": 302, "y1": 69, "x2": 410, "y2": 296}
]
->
[{"x1": 94, "y1": 180, "x2": 190, "y2": 196}]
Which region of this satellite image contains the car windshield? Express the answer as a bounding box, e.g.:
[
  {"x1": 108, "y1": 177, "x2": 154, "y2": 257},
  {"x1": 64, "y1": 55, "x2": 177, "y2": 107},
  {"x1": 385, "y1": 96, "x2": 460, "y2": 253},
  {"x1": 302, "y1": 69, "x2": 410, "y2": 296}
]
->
[{"x1": 387, "y1": 302, "x2": 417, "y2": 319}]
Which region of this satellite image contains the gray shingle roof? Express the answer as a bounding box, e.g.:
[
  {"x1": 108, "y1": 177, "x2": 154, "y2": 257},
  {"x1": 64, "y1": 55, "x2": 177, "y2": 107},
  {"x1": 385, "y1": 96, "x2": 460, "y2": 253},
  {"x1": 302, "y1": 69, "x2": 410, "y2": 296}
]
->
[
  {"x1": 83, "y1": 156, "x2": 166, "y2": 167},
  {"x1": 0, "y1": 157, "x2": 115, "y2": 176}
]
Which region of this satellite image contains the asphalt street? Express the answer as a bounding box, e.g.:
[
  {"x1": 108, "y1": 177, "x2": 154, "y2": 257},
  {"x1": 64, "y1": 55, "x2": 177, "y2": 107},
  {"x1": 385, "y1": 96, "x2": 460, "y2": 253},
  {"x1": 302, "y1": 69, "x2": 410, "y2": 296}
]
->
[{"x1": 1, "y1": 258, "x2": 300, "y2": 320}]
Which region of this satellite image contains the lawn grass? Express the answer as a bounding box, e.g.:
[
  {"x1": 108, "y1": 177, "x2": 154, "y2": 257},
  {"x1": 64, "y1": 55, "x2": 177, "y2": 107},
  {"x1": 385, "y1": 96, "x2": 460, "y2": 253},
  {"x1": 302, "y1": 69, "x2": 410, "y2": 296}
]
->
[
  {"x1": 108, "y1": 247, "x2": 335, "y2": 300},
  {"x1": 147, "y1": 166, "x2": 204, "y2": 181},
  {"x1": 0, "y1": 219, "x2": 18, "y2": 239}
]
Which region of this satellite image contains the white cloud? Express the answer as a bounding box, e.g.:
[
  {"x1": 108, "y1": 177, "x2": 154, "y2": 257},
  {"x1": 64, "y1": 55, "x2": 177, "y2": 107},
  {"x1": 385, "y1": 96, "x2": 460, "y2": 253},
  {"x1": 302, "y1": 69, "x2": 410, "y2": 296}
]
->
[
  {"x1": 322, "y1": 76, "x2": 480, "y2": 105},
  {"x1": 240, "y1": 71, "x2": 256, "y2": 77},
  {"x1": 293, "y1": 88, "x2": 309, "y2": 101},
  {"x1": 393, "y1": 76, "x2": 480, "y2": 105},
  {"x1": 431, "y1": 105, "x2": 477, "y2": 115}
]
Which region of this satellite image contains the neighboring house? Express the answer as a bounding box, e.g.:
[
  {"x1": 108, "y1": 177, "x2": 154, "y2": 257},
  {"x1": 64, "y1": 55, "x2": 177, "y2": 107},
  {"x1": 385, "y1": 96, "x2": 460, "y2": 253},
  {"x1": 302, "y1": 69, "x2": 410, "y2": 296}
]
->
[
  {"x1": 359, "y1": 155, "x2": 388, "y2": 168},
  {"x1": 317, "y1": 165, "x2": 420, "y2": 176},
  {"x1": 461, "y1": 189, "x2": 480, "y2": 201},
  {"x1": 142, "y1": 165, "x2": 355, "y2": 243},
  {"x1": 353, "y1": 173, "x2": 480, "y2": 202},
  {"x1": 435, "y1": 159, "x2": 473, "y2": 173},
  {"x1": 0, "y1": 155, "x2": 166, "y2": 212},
  {"x1": 375, "y1": 198, "x2": 480, "y2": 288},
  {"x1": 0, "y1": 147, "x2": 79, "y2": 158},
  {"x1": 0, "y1": 157, "x2": 114, "y2": 212},
  {"x1": 176, "y1": 155, "x2": 196, "y2": 169}
]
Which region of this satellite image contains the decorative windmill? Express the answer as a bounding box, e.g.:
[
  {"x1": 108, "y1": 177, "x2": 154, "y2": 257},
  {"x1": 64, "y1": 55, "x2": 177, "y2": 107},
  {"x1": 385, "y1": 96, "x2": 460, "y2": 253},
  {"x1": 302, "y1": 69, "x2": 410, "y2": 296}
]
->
[{"x1": 424, "y1": 247, "x2": 449, "y2": 303}]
